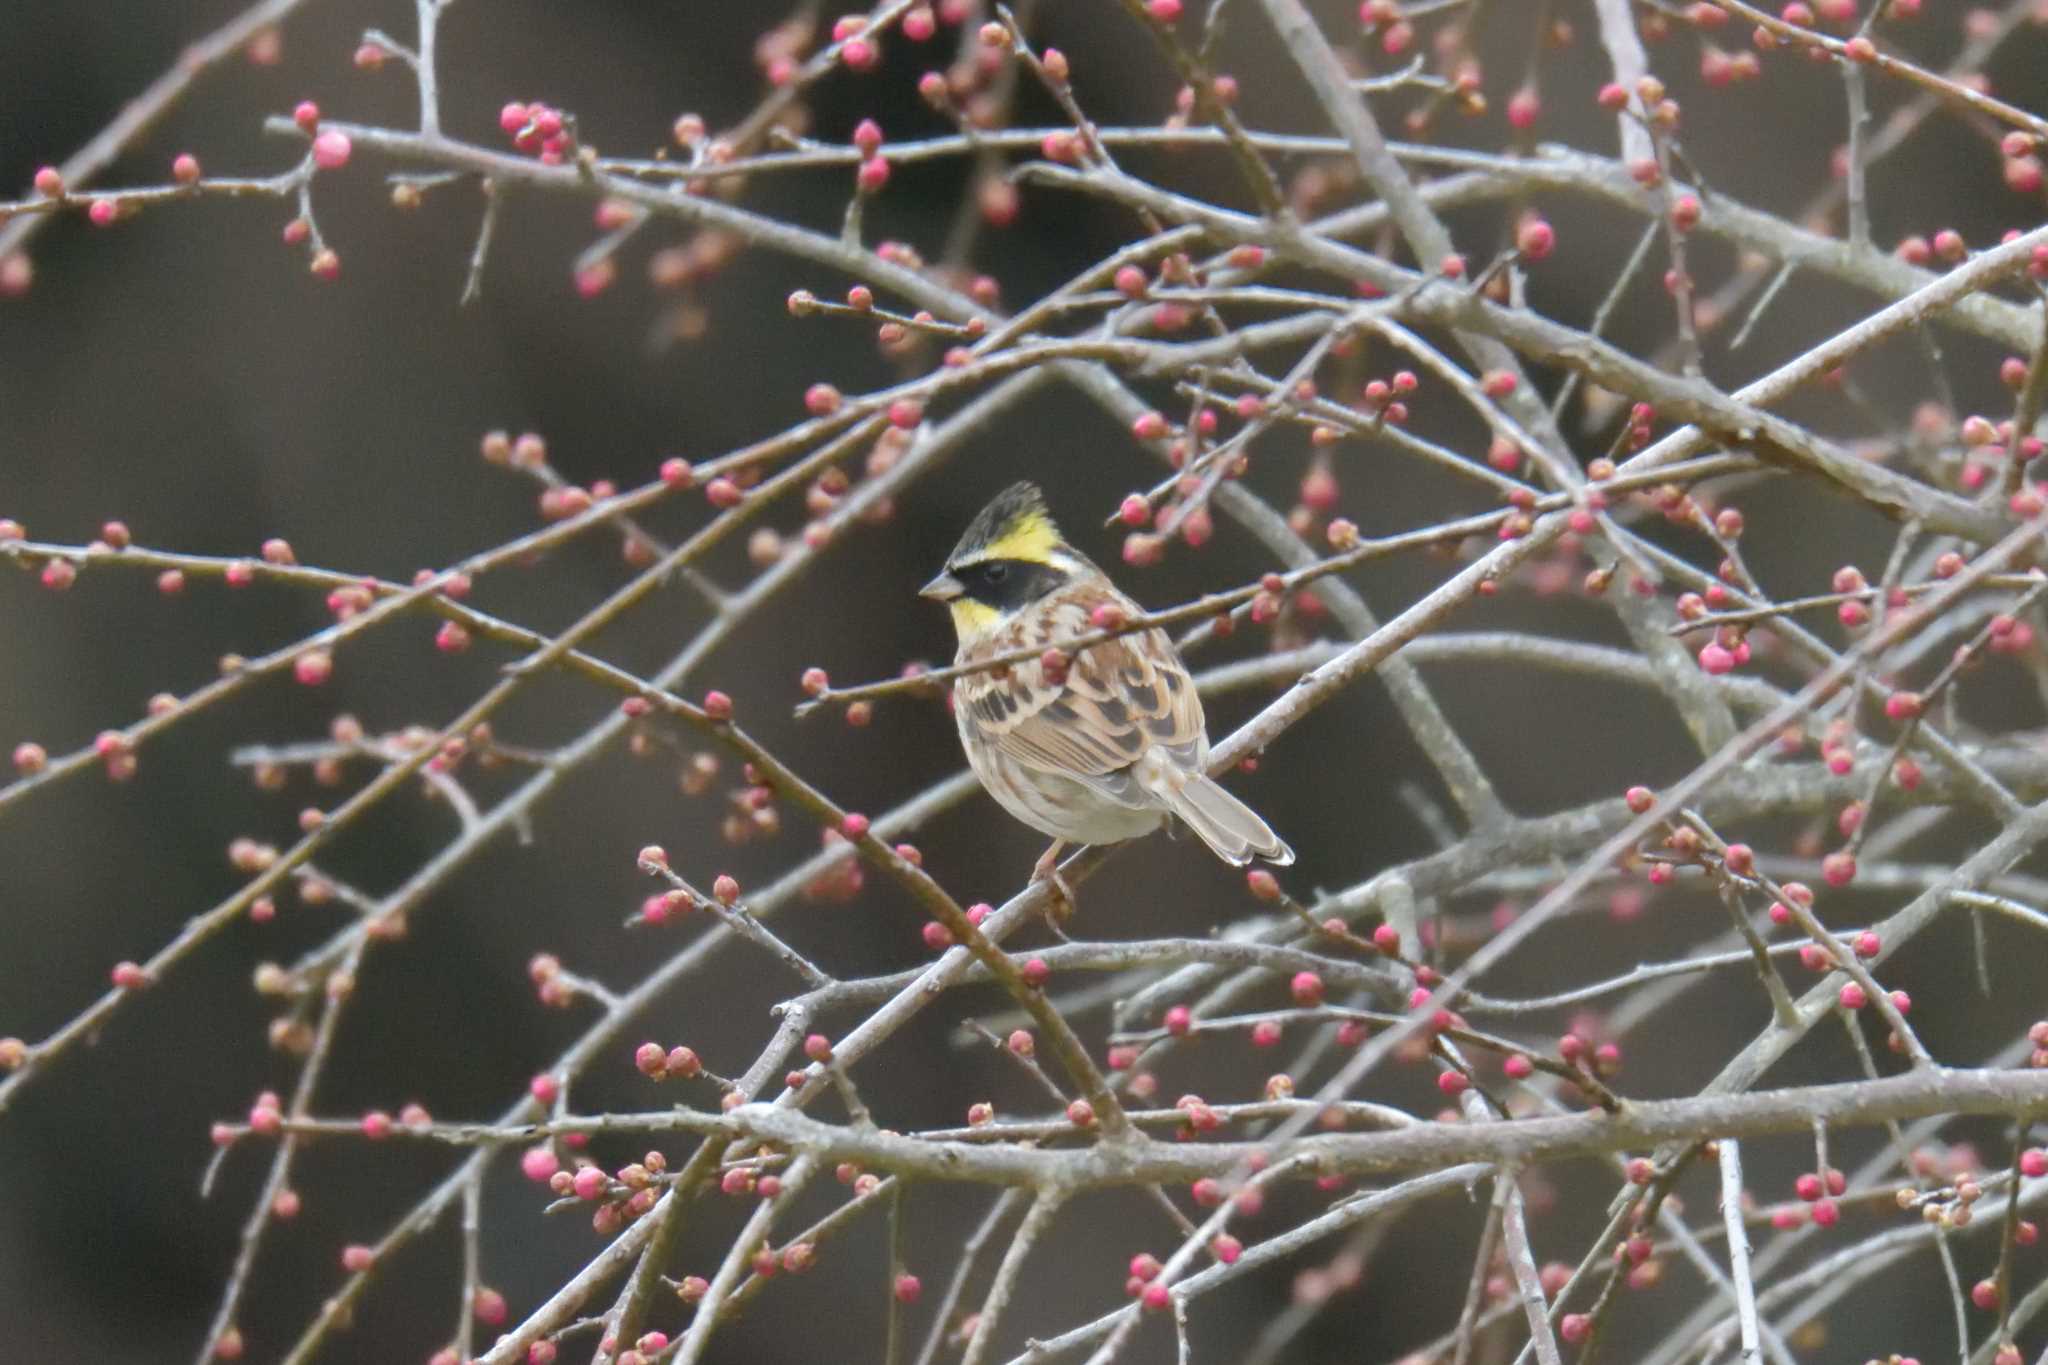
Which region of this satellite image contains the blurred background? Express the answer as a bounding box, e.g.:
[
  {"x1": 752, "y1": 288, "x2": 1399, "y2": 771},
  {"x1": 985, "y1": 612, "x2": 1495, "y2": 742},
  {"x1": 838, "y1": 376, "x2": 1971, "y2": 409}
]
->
[{"x1": 4, "y1": 2, "x2": 2048, "y2": 1362}]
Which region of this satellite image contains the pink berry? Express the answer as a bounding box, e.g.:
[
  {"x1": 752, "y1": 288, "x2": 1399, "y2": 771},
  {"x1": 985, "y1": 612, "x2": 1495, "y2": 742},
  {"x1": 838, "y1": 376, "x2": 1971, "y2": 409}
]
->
[
  {"x1": 521, "y1": 1146, "x2": 560, "y2": 1182},
  {"x1": 1517, "y1": 217, "x2": 1555, "y2": 260},
  {"x1": 312, "y1": 130, "x2": 352, "y2": 170},
  {"x1": 1822, "y1": 851, "x2": 1857, "y2": 886}
]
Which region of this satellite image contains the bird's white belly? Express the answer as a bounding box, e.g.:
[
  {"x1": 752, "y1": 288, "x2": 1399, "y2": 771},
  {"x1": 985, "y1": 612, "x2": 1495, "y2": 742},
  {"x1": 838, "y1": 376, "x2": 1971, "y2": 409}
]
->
[{"x1": 960, "y1": 716, "x2": 1163, "y2": 845}]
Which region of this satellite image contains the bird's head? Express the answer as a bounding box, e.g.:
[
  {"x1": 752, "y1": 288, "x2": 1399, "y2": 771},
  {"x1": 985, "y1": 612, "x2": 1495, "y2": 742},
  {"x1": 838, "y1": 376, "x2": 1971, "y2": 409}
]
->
[{"x1": 921, "y1": 481, "x2": 1086, "y2": 641}]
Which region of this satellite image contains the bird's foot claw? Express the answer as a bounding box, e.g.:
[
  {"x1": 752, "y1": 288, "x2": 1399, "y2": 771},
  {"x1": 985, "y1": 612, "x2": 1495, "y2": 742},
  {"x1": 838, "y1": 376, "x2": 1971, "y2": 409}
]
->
[{"x1": 1030, "y1": 842, "x2": 1076, "y2": 934}]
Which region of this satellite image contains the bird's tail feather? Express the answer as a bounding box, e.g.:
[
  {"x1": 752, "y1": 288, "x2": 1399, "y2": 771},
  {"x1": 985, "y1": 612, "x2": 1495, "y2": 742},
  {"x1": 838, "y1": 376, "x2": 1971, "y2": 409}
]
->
[{"x1": 1163, "y1": 773, "x2": 1294, "y2": 867}]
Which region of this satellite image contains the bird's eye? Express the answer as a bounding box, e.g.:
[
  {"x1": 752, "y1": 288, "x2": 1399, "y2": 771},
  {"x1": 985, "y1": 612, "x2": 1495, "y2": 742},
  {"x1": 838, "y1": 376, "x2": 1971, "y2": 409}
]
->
[{"x1": 985, "y1": 562, "x2": 1009, "y2": 584}]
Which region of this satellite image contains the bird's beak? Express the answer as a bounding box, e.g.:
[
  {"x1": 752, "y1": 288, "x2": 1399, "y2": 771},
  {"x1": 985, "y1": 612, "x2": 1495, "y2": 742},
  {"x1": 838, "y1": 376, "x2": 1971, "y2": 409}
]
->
[{"x1": 920, "y1": 571, "x2": 964, "y2": 602}]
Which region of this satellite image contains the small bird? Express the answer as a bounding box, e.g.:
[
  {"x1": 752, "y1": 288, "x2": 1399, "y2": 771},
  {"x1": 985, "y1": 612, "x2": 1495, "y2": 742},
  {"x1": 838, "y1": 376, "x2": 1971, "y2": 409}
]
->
[{"x1": 920, "y1": 481, "x2": 1293, "y2": 893}]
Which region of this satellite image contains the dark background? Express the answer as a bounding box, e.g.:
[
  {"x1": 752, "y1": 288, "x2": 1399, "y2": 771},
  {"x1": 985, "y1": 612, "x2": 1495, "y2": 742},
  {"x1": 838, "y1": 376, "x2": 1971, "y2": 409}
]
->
[{"x1": 3, "y1": 2, "x2": 2047, "y2": 1362}]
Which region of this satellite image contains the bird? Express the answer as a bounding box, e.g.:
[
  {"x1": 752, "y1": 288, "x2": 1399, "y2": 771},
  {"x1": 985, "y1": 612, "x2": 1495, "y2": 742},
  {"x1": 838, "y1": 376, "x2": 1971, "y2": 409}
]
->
[{"x1": 920, "y1": 481, "x2": 1293, "y2": 897}]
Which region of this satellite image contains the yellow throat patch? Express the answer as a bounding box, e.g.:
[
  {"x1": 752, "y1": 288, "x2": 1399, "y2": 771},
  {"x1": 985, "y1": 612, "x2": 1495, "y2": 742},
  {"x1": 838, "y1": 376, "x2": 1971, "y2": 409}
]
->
[{"x1": 947, "y1": 597, "x2": 1002, "y2": 636}]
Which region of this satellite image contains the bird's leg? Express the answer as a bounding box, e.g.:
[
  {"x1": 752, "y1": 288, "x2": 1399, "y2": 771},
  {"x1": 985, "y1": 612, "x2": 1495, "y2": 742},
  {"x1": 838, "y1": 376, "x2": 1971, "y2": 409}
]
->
[{"x1": 1030, "y1": 839, "x2": 1076, "y2": 932}]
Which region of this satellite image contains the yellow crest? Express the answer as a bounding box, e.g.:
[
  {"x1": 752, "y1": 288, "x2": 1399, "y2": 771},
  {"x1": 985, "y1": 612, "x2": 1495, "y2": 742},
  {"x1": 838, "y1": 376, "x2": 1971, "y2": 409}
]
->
[
  {"x1": 982, "y1": 505, "x2": 1058, "y2": 562},
  {"x1": 953, "y1": 481, "x2": 1060, "y2": 566}
]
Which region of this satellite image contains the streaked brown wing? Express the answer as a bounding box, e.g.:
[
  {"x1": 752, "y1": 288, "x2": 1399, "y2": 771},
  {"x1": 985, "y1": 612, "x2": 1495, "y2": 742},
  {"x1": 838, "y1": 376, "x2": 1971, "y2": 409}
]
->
[{"x1": 956, "y1": 583, "x2": 1206, "y2": 784}]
